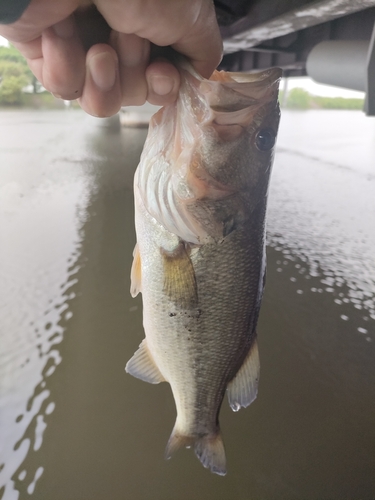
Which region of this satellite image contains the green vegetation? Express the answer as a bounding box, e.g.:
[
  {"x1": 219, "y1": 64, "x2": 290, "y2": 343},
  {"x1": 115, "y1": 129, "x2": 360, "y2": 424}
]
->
[
  {"x1": 280, "y1": 87, "x2": 364, "y2": 110},
  {"x1": 0, "y1": 46, "x2": 36, "y2": 105},
  {"x1": 283, "y1": 88, "x2": 311, "y2": 109},
  {"x1": 313, "y1": 95, "x2": 365, "y2": 110}
]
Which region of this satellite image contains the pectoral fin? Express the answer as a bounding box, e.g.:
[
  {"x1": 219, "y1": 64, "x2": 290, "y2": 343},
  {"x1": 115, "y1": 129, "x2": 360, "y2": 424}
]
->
[
  {"x1": 161, "y1": 243, "x2": 198, "y2": 308},
  {"x1": 125, "y1": 339, "x2": 165, "y2": 384},
  {"x1": 227, "y1": 338, "x2": 260, "y2": 411},
  {"x1": 130, "y1": 243, "x2": 142, "y2": 297}
]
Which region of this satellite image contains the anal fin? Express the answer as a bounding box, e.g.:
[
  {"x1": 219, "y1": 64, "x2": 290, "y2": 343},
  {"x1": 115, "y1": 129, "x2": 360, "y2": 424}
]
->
[
  {"x1": 130, "y1": 243, "x2": 142, "y2": 297},
  {"x1": 227, "y1": 338, "x2": 260, "y2": 411},
  {"x1": 125, "y1": 339, "x2": 165, "y2": 384}
]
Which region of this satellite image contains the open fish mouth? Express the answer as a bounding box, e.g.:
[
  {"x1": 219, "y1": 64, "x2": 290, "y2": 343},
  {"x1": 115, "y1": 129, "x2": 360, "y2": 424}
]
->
[
  {"x1": 223, "y1": 67, "x2": 283, "y2": 84},
  {"x1": 199, "y1": 67, "x2": 282, "y2": 112}
]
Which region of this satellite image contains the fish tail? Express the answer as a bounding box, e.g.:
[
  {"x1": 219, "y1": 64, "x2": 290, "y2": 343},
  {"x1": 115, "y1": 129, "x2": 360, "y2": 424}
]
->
[
  {"x1": 194, "y1": 432, "x2": 226, "y2": 476},
  {"x1": 165, "y1": 427, "x2": 194, "y2": 459},
  {"x1": 165, "y1": 425, "x2": 227, "y2": 476}
]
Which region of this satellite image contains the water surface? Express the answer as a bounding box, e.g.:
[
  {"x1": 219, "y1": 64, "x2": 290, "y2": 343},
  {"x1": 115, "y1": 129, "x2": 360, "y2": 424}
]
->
[{"x1": 0, "y1": 108, "x2": 374, "y2": 499}]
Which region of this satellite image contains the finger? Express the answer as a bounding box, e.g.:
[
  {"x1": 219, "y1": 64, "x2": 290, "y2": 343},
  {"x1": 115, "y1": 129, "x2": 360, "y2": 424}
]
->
[
  {"x1": 41, "y1": 16, "x2": 86, "y2": 99},
  {"x1": 78, "y1": 44, "x2": 122, "y2": 117},
  {"x1": 110, "y1": 32, "x2": 149, "y2": 106},
  {"x1": 12, "y1": 37, "x2": 44, "y2": 84},
  {"x1": 12, "y1": 37, "x2": 42, "y2": 60},
  {"x1": 13, "y1": 18, "x2": 86, "y2": 100},
  {"x1": 146, "y1": 60, "x2": 180, "y2": 106},
  {"x1": 171, "y1": 1, "x2": 223, "y2": 78},
  {"x1": 95, "y1": 0, "x2": 222, "y2": 78}
]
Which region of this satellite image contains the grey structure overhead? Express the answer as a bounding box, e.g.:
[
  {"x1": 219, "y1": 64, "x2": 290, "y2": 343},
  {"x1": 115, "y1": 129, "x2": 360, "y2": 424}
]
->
[{"x1": 215, "y1": 0, "x2": 375, "y2": 114}]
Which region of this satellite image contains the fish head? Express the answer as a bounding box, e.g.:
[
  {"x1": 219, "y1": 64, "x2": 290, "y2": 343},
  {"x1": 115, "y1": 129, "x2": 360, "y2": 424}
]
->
[
  {"x1": 186, "y1": 67, "x2": 282, "y2": 205},
  {"x1": 136, "y1": 64, "x2": 282, "y2": 244}
]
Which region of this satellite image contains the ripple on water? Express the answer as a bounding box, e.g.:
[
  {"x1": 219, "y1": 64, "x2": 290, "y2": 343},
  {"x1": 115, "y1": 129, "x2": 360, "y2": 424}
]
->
[
  {"x1": 268, "y1": 138, "x2": 375, "y2": 340},
  {"x1": 0, "y1": 110, "x2": 92, "y2": 498},
  {"x1": 0, "y1": 243, "x2": 85, "y2": 498}
]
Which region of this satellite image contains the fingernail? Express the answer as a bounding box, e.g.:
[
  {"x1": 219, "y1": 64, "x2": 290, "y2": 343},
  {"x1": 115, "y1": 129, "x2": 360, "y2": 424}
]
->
[
  {"x1": 88, "y1": 52, "x2": 117, "y2": 92},
  {"x1": 149, "y1": 75, "x2": 174, "y2": 96},
  {"x1": 53, "y1": 18, "x2": 74, "y2": 39}
]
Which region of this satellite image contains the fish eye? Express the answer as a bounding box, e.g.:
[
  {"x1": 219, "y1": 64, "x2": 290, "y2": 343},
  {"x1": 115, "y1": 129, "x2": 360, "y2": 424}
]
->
[{"x1": 255, "y1": 128, "x2": 276, "y2": 151}]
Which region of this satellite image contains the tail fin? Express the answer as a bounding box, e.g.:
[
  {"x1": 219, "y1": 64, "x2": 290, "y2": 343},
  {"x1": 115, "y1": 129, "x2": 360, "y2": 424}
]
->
[
  {"x1": 194, "y1": 433, "x2": 226, "y2": 476},
  {"x1": 165, "y1": 426, "x2": 227, "y2": 476},
  {"x1": 165, "y1": 428, "x2": 194, "y2": 460}
]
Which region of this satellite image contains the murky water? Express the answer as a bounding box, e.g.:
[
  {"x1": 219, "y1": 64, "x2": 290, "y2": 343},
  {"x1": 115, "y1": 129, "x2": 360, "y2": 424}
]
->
[{"x1": 0, "y1": 108, "x2": 374, "y2": 499}]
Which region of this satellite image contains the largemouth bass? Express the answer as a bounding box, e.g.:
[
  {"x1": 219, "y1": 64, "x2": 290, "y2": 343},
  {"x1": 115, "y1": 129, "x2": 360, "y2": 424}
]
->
[{"x1": 126, "y1": 62, "x2": 281, "y2": 476}]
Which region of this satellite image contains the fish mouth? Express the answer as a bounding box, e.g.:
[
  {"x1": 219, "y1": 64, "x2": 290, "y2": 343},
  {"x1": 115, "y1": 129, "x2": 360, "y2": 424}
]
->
[
  {"x1": 201, "y1": 67, "x2": 282, "y2": 114},
  {"x1": 225, "y1": 67, "x2": 283, "y2": 85},
  {"x1": 179, "y1": 55, "x2": 281, "y2": 95},
  {"x1": 179, "y1": 60, "x2": 282, "y2": 112},
  {"x1": 212, "y1": 67, "x2": 282, "y2": 103}
]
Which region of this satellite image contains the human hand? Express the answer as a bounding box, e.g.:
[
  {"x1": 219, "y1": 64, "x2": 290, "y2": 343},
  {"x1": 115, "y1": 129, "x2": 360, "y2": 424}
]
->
[{"x1": 0, "y1": 0, "x2": 222, "y2": 117}]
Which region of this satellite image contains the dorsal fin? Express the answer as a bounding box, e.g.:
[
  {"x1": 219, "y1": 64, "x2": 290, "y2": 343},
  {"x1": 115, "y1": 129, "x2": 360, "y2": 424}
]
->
[
  {"x1": 125, "y1": 339, "x2": 165, "y2": 384},
  {"x1": 227, "y1": 338, "x2": 260, "y2": 411}
]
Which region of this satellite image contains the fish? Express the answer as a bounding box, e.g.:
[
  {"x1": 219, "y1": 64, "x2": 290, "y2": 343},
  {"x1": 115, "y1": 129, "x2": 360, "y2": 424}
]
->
[{"x1": 126, "y1": 61, "x2": 282, "y2": 476}]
